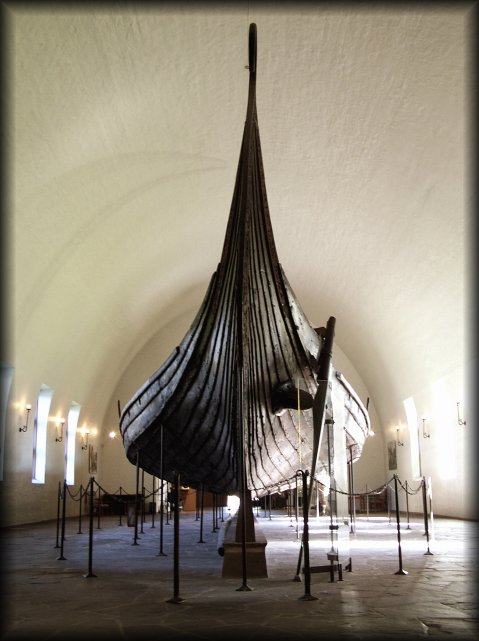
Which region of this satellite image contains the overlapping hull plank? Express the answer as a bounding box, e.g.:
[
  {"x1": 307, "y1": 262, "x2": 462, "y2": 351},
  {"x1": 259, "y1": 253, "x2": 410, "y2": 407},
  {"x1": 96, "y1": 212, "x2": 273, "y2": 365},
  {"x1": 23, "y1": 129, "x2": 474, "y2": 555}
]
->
[{"x1": 120, "y1": 24, "x2": 369, "y2": 496}]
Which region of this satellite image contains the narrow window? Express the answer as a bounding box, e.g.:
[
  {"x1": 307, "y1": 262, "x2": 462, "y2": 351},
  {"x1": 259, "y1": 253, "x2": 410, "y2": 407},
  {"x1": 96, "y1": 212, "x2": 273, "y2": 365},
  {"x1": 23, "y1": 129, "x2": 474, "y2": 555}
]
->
[
  {"x1": 65, "y1": 402, "x2": 81, "y2": 485},
  {"x1": 403, "y1": 397, "x2": 421, "y2": 479},
  {"x1": 32, "y1": 385, "x2": 54, "y2": 484},
  {"x1": 0, "y1": 363, "x2": 14, "y2": 481}
]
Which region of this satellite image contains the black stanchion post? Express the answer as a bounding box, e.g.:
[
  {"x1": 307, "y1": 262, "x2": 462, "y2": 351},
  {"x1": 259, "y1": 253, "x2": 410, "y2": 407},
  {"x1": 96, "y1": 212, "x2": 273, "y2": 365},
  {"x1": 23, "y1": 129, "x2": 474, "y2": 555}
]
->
[
  {"x1": 295, "y1": 475, "x2": 299, "y2": 539},
  {"x1": 347, "y1": 451, "x2": 352, "y2": 531},
  {"x1": 166, "y1": 473, "x2": 184, "y2": 603},
  {"x1": 166, "y1": 482, "x2": 170, "y2": 525},
  {"x1": 422, "y1": 476, "x2": 433, "y2": 555},
  {"x1": 157, "y1": 424, "x2": 167, "y2": 556},
  {"x1": 294, "y1": 536, "x2": 303, "y2": 582},
  {"x1": 54, "y1": 480, "x2": 61, "y2": 548},
  {"x1": 289, "y1": 484, "x2": 293, "y2": 525},
  {"x1": 77, "y1": 483, "x2": 83, "y2": 534},
  {"x1": 348, "y1": 445, "x2": 356, "y2": 534},
  {"x1": 142, "y1": 472, "x2": 146, "y2": 528},
  {"x1": 56, "y1": 479, "x2": 67, "y2": 560},
  {"x1": 151, "y1": 477, "x2": 156, "y2": 529},
  {"x1": 387, "y1": 483, "x2": 391, "y2": 524},
  {"x1": 157, "y1": 477, "x2": 167, "y2": 556},
  {"x1": 326, "y1": 420, "x2": 336, "y2": 556},
  {"x1": 212, "y1": 493, "x2": 217, "y2": 533},
  {"x1": 198, "y1": 484, "x2": 205, "y2": 544},
  {"x1": 118, "y1": 487, "x2": 123, "y2": 526},
  {"x1": 269, "y1": 492, "x2": 272, "y2": 520},
  {"x1": 132, "y1": 449, "x2": 140, "y2": 545},
  {"x1": 96, "y1": 484, "x2": 102, "y2": 530},
  {"x1": 405, "y1": 480, "x2": 411, "y2": 530},
  {"x1": 140, "y1": 471, "x2": 145, "y2": 534},
  {"x1": 195, "y1": 485, "x2": 200, "y2": 521},
  {"x1": 393, "y1": 474, "x2": 408, "y2": 575},
  {"x1": 293, "y1": 473, "x2": 306, "y2": 581},
  {"x1": 298, "y1": 470, "x2": 317, "y2": 601},
  {"x1": 351, "y1": 448, "x2": 356, "y2": 532},
  {"x1": 84, "y1": 477, "x2": 97, "y2": 578}
]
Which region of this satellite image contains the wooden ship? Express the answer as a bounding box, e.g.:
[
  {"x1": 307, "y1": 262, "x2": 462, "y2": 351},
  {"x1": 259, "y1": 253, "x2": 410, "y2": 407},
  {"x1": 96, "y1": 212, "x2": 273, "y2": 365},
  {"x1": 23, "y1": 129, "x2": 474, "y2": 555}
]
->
[{"x1": 119, "y1": 24, "x2": 370, "y2": 501}]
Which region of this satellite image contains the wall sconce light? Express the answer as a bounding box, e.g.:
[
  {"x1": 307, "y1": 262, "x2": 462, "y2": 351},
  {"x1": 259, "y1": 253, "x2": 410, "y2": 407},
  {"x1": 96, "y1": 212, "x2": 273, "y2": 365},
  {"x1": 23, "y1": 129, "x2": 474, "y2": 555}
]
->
[
  {"x1": 457, "y1": 402, "x2": 467, "y2": 426},
  {"x1": 18, "y1": 403, "x2": 32, "y2": 432},
  {"x1": 422, "y1": 418, "x2": 430, "y2": 438},
  {"x1": 108, "y1": 430, "x2": 117, "y2": 440},
  {"x1": 396, "y1": 426, "x2": 404, "y2": 447},
  {"x1": 55, "y1": 418, "x2": 65, "y2": 442}
]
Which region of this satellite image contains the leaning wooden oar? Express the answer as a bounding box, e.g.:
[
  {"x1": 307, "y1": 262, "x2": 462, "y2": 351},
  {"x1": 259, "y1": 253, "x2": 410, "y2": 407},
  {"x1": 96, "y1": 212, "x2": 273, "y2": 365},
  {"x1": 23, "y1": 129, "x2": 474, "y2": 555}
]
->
[{"x1": 294, "y1": 316, "x2": 336, "y2": 580}]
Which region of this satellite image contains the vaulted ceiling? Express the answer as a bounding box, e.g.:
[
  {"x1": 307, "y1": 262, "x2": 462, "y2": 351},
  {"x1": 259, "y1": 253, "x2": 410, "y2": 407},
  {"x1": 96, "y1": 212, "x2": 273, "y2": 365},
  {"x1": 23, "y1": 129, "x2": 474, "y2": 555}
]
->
[{"x1": 7, "y1": 4, "x2": 471, "y2": 437}]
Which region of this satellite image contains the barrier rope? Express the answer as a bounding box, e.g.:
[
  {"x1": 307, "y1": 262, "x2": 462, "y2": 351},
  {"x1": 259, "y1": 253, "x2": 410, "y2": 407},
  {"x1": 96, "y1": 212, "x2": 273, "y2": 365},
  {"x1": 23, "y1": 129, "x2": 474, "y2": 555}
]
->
[
  {"x1": 65, "y1": 484, "x2": 85, "y2": 501},
  {"x1": 264, "y1": 473, "x2": 423, "y2": 502},
  {"x1": 396, "y1": 477, "x2": 424, "y2": 496},
  {"x1": 53, "y1": 472, "x2": 433, "y2": 584}
]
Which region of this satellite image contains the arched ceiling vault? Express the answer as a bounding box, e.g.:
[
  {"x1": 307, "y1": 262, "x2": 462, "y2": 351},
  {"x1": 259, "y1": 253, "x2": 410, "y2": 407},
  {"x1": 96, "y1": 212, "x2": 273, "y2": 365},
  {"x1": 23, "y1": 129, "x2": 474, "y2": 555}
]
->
[{"x1": 7, "y1": 4, "x2": 471, "y2": 436}]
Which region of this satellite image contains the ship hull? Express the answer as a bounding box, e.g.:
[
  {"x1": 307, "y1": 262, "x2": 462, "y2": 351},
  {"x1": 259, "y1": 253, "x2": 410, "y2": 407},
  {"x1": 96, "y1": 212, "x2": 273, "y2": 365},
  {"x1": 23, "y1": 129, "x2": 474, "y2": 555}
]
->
[{"x1": 120, "y1": 24, "x2": 369, "y2": 497}]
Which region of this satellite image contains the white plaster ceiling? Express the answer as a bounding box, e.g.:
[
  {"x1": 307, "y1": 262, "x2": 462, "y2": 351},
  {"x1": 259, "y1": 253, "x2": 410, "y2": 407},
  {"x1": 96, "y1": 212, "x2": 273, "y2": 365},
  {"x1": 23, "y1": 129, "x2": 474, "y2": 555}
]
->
[{"x1": 7, "y1": 4, "x2": 472, "y2": 434}]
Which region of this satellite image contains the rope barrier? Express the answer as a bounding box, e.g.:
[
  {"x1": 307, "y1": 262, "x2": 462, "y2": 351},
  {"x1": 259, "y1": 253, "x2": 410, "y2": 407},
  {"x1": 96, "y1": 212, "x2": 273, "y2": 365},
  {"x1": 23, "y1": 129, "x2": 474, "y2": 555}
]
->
[{"x1": 52, "y1": 472, "x2": 434, "y2": 585}]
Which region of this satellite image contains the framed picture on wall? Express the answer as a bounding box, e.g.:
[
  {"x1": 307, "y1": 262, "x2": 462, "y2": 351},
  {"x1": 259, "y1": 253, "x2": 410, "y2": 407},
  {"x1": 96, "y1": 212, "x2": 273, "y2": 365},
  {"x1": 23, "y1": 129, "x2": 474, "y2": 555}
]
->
[
  {"x1": 387, "y1": 440, "x2": 397, "y2": 470},
  {"x1": 88, "y1": 444, "x2": 98, "y2": 475}
]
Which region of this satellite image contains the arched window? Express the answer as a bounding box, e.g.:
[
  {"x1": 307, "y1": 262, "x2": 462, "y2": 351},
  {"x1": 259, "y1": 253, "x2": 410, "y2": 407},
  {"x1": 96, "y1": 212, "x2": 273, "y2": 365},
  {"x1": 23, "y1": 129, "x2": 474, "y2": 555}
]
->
[
  {"x1": 0, "y1": 363, "x2": 14, "y2": 481},
  {"x1": 403, "y1": 396, "x2": 421, "y2": 480},
  {"x1": 32, "y1": 385, "x2": 54, "y2": 484},
  {"x1": 65, "y1": 402, "x2": 81, "y2": 485}
]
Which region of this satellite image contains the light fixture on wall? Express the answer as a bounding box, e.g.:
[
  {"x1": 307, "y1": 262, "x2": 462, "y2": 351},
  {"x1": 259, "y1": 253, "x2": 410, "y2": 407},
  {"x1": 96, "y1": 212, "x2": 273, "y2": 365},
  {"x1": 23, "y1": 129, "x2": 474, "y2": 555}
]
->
[
  {"x1": 422, "y1": 418, "x2": 430, "y2": 439},
  {"x1": 396, "y1": 426, "x2": 404, "y2": 447},
  {"x1": 108, "y1": 430, "x2": 117, "y2": 439},
  {"x1": 457, "y1": 402, "x2": 466, "y2": 426},
  {"x1": 18, "y1": 403, "x2": 32, "y2": 432},
  {"x1": 54, "y1": 418, "x2": 66, "y2": 442}
]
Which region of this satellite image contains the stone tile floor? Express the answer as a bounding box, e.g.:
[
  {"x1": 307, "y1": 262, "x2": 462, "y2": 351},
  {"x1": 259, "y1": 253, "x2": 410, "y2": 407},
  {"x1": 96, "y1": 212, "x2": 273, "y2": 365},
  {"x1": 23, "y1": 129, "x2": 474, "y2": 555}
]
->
[{"x1": 0, "y1": 509, "x2": 477, "y2": 640}]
